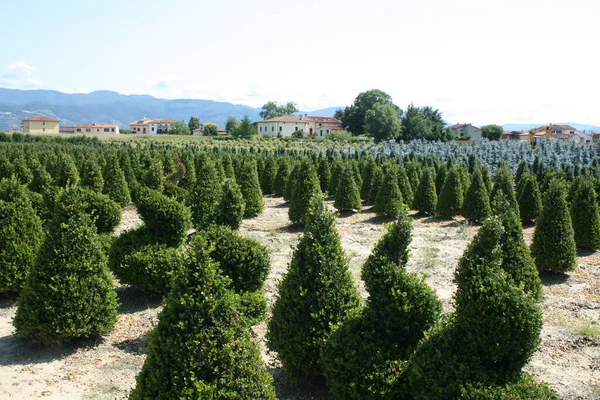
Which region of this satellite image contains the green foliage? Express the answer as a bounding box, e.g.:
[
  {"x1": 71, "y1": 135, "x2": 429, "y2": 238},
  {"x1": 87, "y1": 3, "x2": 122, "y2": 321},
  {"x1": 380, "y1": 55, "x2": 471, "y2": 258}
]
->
[
  {"x1": 14, "y1": 206, "x2": 118, "y2": 346},
  {"x1": 54, "y1": 152, "x2": 80, "y2": 187},
  {"x1": 260, "y1": 157, "x2": 277, "y2": 195},
  {"x1": 327, "y1": 159, "x2": 343, "y2": 197},
  {"x1": 413, "y1": 167, "x2": 437, "y2": 215},
  {"x1": 437, "y1": 165, "x2": 464, "y2": 217},
  {"x1": 317, "y1": 157, "x2": 331, "y2": 193},
  {"x1": 268, "y1": 201, "x2": 360, "y2": 381},
  {"x1": 167, "y1": 121, "x2": 191, "y2": 135},
  {"x1": 460, "y1": 374, "x2": 559, "y2": 399},
  {"x1": 259, "y1": 101, "x2": 298, "y2": 120},
  {"x1": 490, "y1": 163, "x2": 516, "y2": 208},
  {"x1": 273, "y1": 158, "x2": 291, "y2": 196},
  {"x1": 283, "y1": 162, "x2": 299, "y2": 201},
  {"x1": 143, "y1": 156, "x2": 165, "y2": 192},
  {"x1": 462, "y1": 167, "x2": 491, "y2": 222},
  {"x1": 481, "y1": 124, "x2": 504, "y2": 141},
  {"x1": 129, "y1": 236, "x2": 276, "y2": 399},
  {"x1": 360, "y1": 157, "x2": 377, "y2": 201},
  {"x1": 0, "y1": 178, "x2": 44, "y2": 294},
  {"x1": 238, "y1": 160, "x2": 264, "y2": 217},
  {"x1": 531, "y1": 178, "x2": 577, "y2": 272},
  {"x1": 61, "y1": 187, "x2": 122, "y2": 234},
  {"x1": 190, "y1": 159, "x2": 221, "y2": 228},
  {"x1": 334, "y1": 164, "x2": 362, "y2": 212},
  {"x1": 401, "y1": 104, "x2": 452, "y2": 142},
  {"x1": 288, "y1": 159, "x2": 322, "y2": 225},
  {"x1": 103, "y1": 155, "x2": 131, "y2": 206},
  {"x1": 571, "y1": 179, "x2": 600, "y2": 250},
  {"x1": 374, "y1": 164, "x2": 404, "y2": 217},
  {"x1": 231, "y1": 115, "x2": 258, "y2": 138},
  {"x1": 225, "y1": 116, "x2": 239, "y2": 133},
  {"x1": 337, "y1": 89, "x2": 399, "y2": 135},
  {"x1": 397, "y1": 166, "x2": 414, "y2": 207},
  {"x1": 214, "y1": 178, "x2": 245, "y2": 230},
  {"x1": 135, "y1": 187, "x2": 191, "y2": 246},
  {"x1": 188, "y1": 116, "x2": 201, "y2": 132},
  {"x1": 517, "y1": 172, "x2": 542, "y2": 223},
  {"x1": 368, "y1": 165, "x2": 384, "y2": 205},
  {"x1": 80, "y1": 157, "x2": 104, "y2": 192},
  {"x1": 364, "y1": 102, "x2": 402, "y2": 142},
  {"x1": 202, "y1": 122, "x2": 219, "y2": 136}
]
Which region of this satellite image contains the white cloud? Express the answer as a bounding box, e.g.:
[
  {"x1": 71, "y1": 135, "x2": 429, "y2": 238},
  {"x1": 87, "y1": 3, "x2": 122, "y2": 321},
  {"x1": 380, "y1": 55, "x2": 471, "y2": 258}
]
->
[{"x1": 0, "y1": 61, "x2": 43, "y2": 88}]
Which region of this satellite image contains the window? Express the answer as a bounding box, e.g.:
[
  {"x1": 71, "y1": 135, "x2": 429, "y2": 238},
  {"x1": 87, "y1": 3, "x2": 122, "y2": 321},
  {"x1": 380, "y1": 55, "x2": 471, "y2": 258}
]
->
[
  {"x1": 111, "y1": 128, "x2": 115, "y2": 132},
  {"x1": 279, "y1": 126, "x2": 282, "y2": 132},
  {"x1": 43, "y1": 128, "x2": 45, "y2": 132},
  {"x1": 104, "y1": 128, "x2": 110, "y2": 132},
  {"x1": 327, "y1": 129, "x2": 330, "y2": 134},
  {"x1": 309, "y1": 128, "x2": 313, "y2": 135},
  {"x1": 76, "y1": 128, "x2": 81, "y2": 132},
  {"x1": 272, "y1": 126, "x2": 274, "y2": 131},
  {"x1": 43, "y1": 122, "x2": 45, "y2": 126},
  {"x1": 320, "y1": 130, "x2": 323, "y2": 136},
  {"x1": 86, "y1": 128, "x2": 91, "y2": 132},
  {"x1": 319, "y1": 123, "x2": 322, "y2": 126},
  {"x1": 151, "y1": 127, "x2": 155, "y2": 132},
  {"x1": 260, "y1": 126, "x2": 262, "y2": 132},
  {"x1": 295, "y1": 126, "x2": 298, "y2": 132},
  {"x1": 143, "y1": 128, "x2": 146, "y2": 133}
]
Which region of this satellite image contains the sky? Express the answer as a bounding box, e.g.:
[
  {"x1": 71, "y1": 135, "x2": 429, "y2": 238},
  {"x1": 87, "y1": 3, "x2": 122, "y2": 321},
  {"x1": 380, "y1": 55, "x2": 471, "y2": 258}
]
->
[{"x1": 0, "y1": 0, "x2": 599, "y2": 126}]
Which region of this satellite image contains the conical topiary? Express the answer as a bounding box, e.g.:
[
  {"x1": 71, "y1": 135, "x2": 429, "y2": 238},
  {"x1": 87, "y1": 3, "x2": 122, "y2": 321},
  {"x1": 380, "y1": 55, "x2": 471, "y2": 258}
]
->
[
  {"x1": 374, "y1": 164, "x2": 404, "y2": 217},
  {"x1": 517, "y1": 172, "x2": 542, "y2": 224},
  {"x1": 13, "y1": 201, "x2": 118, "y2": 345},
  {"x1": 531, "y1": 178, "x2": 577, "y2": 273},
  {"x1": 103, "y1": 155, "x2": 131, "y2": 206},
  {"x1": 136, "y1": 187, "x2": 191, "y2": 247},
  {"x1": 398, "y1": 166, "x2": 414, "y2": 207},
  {"x1": 129, "y1": 236, "x2": 276, "y2": 399},
  {"x1": 462, "y1": 167, "x2": 491, "y2": 223},
  {"x1": 143, "y1": 156, "x2": 165, "y2": 192},
  {"x1": 413, "y1": 166, "x2": 437, "y2": 215},
  {"x1": 268, "y1": 199, "x2": 360, "y2": 381},
  {"x1": 260, "y1": 157, "x2": 277, "y2": 195},
  {"x1": 360, "y1": 157, "x2": 377, "y2": 201},
  {"x1": 0, "y1": 178, "x2": 44, "y2": 294},
  {"x1": 327, "y1": 159, "x2": 344, "y2": 197},
  {"x1": 214, "y1": 178, "x2": 245, "y2": 230},
  {"x1": 321, "y1": 212, "x2": 441, "y2": 399},
  {"x1": 367, "y1": 164, "x2": 384, "y2": 205},
  {"x1": 317, "y1": 157, "x2": 331, "y2": 194},
  {"x1": 239, "y1": 160, "x2": 264, "y2": 217},
  {"x1": 437, "y1": 165, "x2": 464, "y2": 218},
  {"x1": 571, "y1": 179, "x2": 600, "y2": 250},
  {"x1": 334, "y1": 164, "x2": 362, "y2": 212},
  {"x1": 80, "y1": 156, "x2": 104, "y2": 192},
  {"x1": 273, "y1": 158, "x2": 291, "y2": 197},
  {"x1": 288, "y1": 159, "x2": 322, "y2": 225},
  {"x1": 189, "y1": 159, "x2": 221, "y2": 228},
  {"x1": 490, "y1": 163, "x2": 517, "y2": 208},
  {"x1": 283, "y1": 161, "x2": 299, "y2": 201}
]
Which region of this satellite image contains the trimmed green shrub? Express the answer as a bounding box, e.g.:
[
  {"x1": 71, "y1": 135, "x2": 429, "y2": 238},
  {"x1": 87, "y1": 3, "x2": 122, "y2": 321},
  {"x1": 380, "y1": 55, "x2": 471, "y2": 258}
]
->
[
  {"x1": 462, "y1": 167, "x2": 491, "y2": 223},
  {"x1": 437, "y1": 165, "x2": 464, "y2": 217},
  {"x1": 360, "y1": 156, "x2": 377, "y2": 201},
  {"x1": 288, "y1": 159, "x2": 322, "y2": 225},
  {"x1": 413, "y1": 167, "x2": 437, "y2": 215},
  {"x1": 531, "y1": 178, "x2": 577, "y2": 273},
  {"x1": 334, "y1": 164, "x2": 362, "y2": 212},
  {"x1": 398, "y1": 166, "x2": 414, "y2": 207},
  {"x1": 273, "y1": 158, "x2": 291, "y2": 196},
  {"x1": 214, "y1": 178, "x2": 245, "y2": 230},
  {"x1": 327, "y1": 159, "x2": 343, "y2": 197},
  {"x1": 460, "y1": 374, "x2": 559, "y2": 399},
  {"x1": 13, "y1": 206, "x2": 118, "y2": 345},
  {"x1": 260, "y1": 157, "x2": 277, "y2": 195},
  {"x1": 143, "y1": 157, "x2": 165, "y2": 192},
  {"x1": 368, "y1": 164, "x2": 384, "y2": 205},
  {"x1": 80, "y1": 157, "x2": 104, "y2": 192},
  {"x1": 490, "y1": 163, "x2": 516, "y2": 207},
  {"x1": 189, "y1": 159, "x2": 221, "y2": 228},
  {"x1": 61, "y1": 187, "x2": 122, "y2": 234},
  {"x1": 571, "y1": 180, "x2": 600, "y2": 250},
  {"x1": 0, "y1": 178, "x2": 44, "y2": 294},
  {"x1": 29, "y1": 161, "x2": 53, "y2": 194},
  {"x1": 54, "y1": 152, "x2": 80, "y2": 187},
  {"x1": 178, "y1": 151, "x2": 196, "y2": 190},
  {"x1": 374, "y1": 164, "x2": 404, "y2": 217},
  {"x1": 435, "y1": 164, "x2": 447, "y2": 195},
  {"x1": 317, "y1": 157, "x2": 331, "y2": 194},
  {"x1": 239, "y1": 160, "x2": 264, "y2": 217},
  {"x1": 517, "y1": 172, "x2": 542, "y2": 223},
  {"x1": 283, "y1": 162, "x2": 299, "y2": 201},
  {"x1": 268, "y1": 200, "x2": 360, "y2": 381},
  {"x1": 135, "y1": 187, "x2": 191, "y2": 246},
  {"x1": 129, "y1": 236, "x2": 276, "y2": 399},
  {"x1": 103, "y1": 155, "x2": 131, "y2": 206}
]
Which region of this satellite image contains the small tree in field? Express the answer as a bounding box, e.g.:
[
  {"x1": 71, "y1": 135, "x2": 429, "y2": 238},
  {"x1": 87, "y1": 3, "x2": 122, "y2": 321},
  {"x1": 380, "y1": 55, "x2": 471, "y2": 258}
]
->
[
  {"x1": 368, "y1": 164, "x2": 384, "y2": 205},
  {"x1": 190, "y1": 159, "x2": 221, "y2": 228},
  {"x1": 437, "y1": 165, "x2": 464, "y2": 218},
  {"x1": 531, "y1": 179, "x2": 577, "y2": 273},
  {"x1": 14, "y1": 202, "x2": 118, "y2": 345},
  {"x1": 413, "y1": 166, "x2": 437, "y2": 215},
  {"x1": 103, "y1": 155, "x2": 131, "y2": 206},
  {"x1": 334, "y1": 164, "x2": 362, "y2": 212},
  {"x1": 374, "y1": 164, "x2": 404, "y2": 217},
  {"x1": 268, "y1": 200, "x2": 360, "y2": 381},
  {"x1": 239, "y1": 160, "x2": 264, "y2": 217},
  {"x1": 571, "y1": 180, "x2": 600, "y2": 250},
  {"x1": 288, "y1": 160, "x2": 322, "y2": 225},
  {"x1": 214, "y1": 178, "x2": 245, "y2": 230},
  {"x1": 517, "y1": 172, "x2": 542, "y2": 223},
  {"x1": 490, "y1": 163, "x2": 517, "y2": 207},
  {"x1": 273, "y1": 158, "x2": 291, "y2": 196},
  {"x1": 130, "y1": 236, "x2": 276, "y2": 399},
  {"x1": 462, "y1": 167, "x2": 491, "y2": 223}
]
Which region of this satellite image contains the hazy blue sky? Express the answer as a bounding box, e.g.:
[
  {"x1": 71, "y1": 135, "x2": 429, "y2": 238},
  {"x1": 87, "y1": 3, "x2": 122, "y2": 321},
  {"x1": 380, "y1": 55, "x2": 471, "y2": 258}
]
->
[{"x1": 1, "y1": 0, "x2": 598, "y2": 125}]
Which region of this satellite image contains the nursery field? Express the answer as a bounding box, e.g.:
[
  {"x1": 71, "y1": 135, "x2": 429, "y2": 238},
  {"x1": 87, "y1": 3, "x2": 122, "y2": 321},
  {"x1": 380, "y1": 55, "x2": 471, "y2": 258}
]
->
[{"x1": 0, "y1": 196, "x2": 598, "y2": 400}]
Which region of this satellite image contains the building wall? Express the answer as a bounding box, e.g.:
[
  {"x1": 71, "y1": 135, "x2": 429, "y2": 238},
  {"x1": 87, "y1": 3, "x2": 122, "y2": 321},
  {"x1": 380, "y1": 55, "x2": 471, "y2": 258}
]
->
[
  {"x1": 257, "y1": 121, "x2": 310, "y2": 137},
  {"x1": 23, "y1": 120, "x2": 59, "y2": 134},
  {"x1": 75, "y1": 126, "x2": 120, "y2": 134}
]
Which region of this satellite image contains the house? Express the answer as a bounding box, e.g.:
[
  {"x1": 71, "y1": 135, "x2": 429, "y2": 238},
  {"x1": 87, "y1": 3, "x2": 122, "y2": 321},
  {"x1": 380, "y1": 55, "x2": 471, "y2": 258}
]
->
[
  {"x1": 550, "y1": 124, "x2": 592, "y2": 144},
  {"x1": 129, "y1": 118, "x2": 178, "y2": 134},
  {"x1": 449, "y1": 123, "x2": 482, "y2": 141},
  {"x1": 256, "y1": 115, "x2": 343, "y2": 137},
  {"x1": 192, "y1": 127, "x2": 228, "y2": 136},
  {"x1": 22, "y1": 116, "x2": 59, "y2": 134},
  {"x1": 59, "y1": 127, "x2": 76, "y2": 134},
  {"x1": 74, "y1": 123, "x2": 120, "y2": 134}
]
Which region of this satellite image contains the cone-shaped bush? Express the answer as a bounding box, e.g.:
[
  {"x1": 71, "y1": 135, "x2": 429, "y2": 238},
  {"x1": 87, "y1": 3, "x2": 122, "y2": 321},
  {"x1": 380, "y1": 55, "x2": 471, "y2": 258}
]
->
[
  {"x1": 61, "y1": 187, "x2": 122, "y2": 234},
  {"x1": 360, "y1": 157, "x2": 377, "y2": 201},
  {"x1": 283, "y1": 162, "x2": 299, "y2": 201},
  {"x1": 268, "y1": 200, "x2": 360, "y2": 381},
  {"x1": 490, "y1": 163, "x2": 517, "y2": 208},
  {"x1": 190, "y1": 159, "x2": 221, "y2": 228},
  {"x1": 322, "y1": 213, "x2": 441, "y2": 399},
  {"x1": 398, "y1": 166, "x2": 414, "y2": 207},
  {"x1": 103, "y1": 155, "x2": 131, "y2": 206},
  {"x1": 531, "y1": 179, "x2": 577, "y2": 273},
  {"x1": 260, "y1": 157, "x2": 277, "y2": 195},
  {"x1": 81, "y1": 157, "x2": 104, "y2": 192},
  {"x1": 374, "y1": 164, "x2": 404, "y2": 217},
  {"x1": 129, "y1": 236, "x2": 276, "y2": 399},
  {"x1": 14, "y1": 203, "x2": 118, "y2": 346},
  {"x1": 288, "y1": 159, "x2": 322, "y2": 225},
  {"x1": 143, "y1": 157, "x2": 165, "y2": 192},
  {"x1": 0, "y1": 178, "x2": 44, "y2": 294},
  {"x1": 413, "y1": 167, "x2": 437, "y2": 215},
  {"x1": 29, "y1": 161, "x2": 53, "y2": 194},
  {"x1": 54, "y1": 152, "x2": 80, "y2": 188},
  {"x1": 517, "y1": 172, "x2": 542, "y2": 223},
  {"x1": 571, "y1": 180, "x2": 600, "y2": 250},
  {"x1": 214, "y1": 178, "x2": 245, "y2": 230},
  {"x1": 273, "y1": 158, "x2": 291, "y2": 196},
  {"x1": 435, "y1": 164, "x2": 447, "y2": 195},
  {"x1": 334, "y1": 164, "x2": 362, "y2": 212},
  {"x1": 437, "y1": 165, "x2": 464, "y2": 217},
  {"x1": 327, "y1": 159, "x2": 344, "y2": 197},
  {"x1": 239, "y1": 160, "x2": 264, "y2": 217},
  {"x1": 317, "y1": 157, "x2": 331, "y2": 194},
  {"x1": 462, "y1": 167, "x2": 491, "y2": 223},
  {"x1": 178, "y1": 151, "x2": 196, "y2": 190},
  {"x1": 136, "y1": 187, "x2": 191, "y2": 246},
  {"x1": 368, "y1": 164, "x2": 384, "y2": 205}
]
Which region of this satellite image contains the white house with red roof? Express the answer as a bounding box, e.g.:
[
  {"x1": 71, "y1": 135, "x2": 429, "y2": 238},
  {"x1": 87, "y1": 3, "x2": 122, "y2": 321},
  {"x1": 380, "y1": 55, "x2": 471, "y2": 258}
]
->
[
  {"x1": 129, "y1": 118, "x2": 179, "y2": 134},
  {"x1": 257, "y1": 115, "x2": 343, "y2": 137},
  {"x1": 22, "y1": 115, "x2": 60, "y2": 134}
]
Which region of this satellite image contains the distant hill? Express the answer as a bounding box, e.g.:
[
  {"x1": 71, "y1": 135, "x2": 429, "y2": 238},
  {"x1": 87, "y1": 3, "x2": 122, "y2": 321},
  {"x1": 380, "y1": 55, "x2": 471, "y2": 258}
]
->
[
  {"x1": 503, "y1": 123, "x2": 600, "y2": 133},
  {"x1": 0, "y1": 88, "x2": 341, "y2": 131}
]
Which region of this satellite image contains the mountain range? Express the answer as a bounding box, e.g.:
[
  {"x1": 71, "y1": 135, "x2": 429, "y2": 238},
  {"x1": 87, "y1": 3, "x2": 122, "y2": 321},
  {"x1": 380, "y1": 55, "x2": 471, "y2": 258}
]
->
[
  {"x1": 0, "y1": 88, "x2": 342, "y2": 131},
  {"x1": 1, "y1": 88, "x2": 599, "y2": 134}
]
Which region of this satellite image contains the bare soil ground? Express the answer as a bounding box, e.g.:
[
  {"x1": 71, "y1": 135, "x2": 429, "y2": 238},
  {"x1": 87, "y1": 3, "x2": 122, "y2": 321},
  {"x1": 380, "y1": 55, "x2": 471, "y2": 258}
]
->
[{"x1": 0, "y1": 197, "x2": 598, "y2": 399}]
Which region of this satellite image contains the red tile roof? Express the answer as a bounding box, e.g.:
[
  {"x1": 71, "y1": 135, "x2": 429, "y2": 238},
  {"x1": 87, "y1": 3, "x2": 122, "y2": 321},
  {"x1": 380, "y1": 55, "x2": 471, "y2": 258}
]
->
[
  {"x1": 74, "y1": 123, "x2": 118, "y2": 128},
  {"x1": 259, "y1": 115, "x2": 341, "y2": 124},
  {"x1": 554, "y1": 124, "x2": 577, "y2": 131},
  {"x1": 129, "y1": 118, "x2": 178, "y2": 125},
  {"x1": 23, "y1": 115, "x2": 59, "y2": 122}
]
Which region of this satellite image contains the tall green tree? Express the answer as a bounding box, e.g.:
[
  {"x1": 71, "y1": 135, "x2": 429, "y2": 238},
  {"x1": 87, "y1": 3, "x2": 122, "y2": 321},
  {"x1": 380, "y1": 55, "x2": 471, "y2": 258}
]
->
[
  {"x1": 401, "y1": 104, "x2": 452, "y2": 141},
  {"x1": 232, "y1": 116, "x2": 258, "y2": 138},
  {"x1": 288, "y1": 160, "x2": 322, "y2": 225},
  {"x1": 462, "y1": 167, "x2": 491, "y2": 222},
  {"x1": 481, "y1": 124, "x2": 503, "y2": 140},
  {"x1": 414, "y1": 167, "x2": 437, "y2": 215},
  {"x1": 202, "y1": 122, "x2": 218, "y2": 136},
  {"x1": 239, "y1": 160, "x2": 263, "y2": 217},
  {"x1": 363, "y1": 103, "x2": 402, "y2": 142},
  {"x1": 334, "y1": 165, "x2": 362, "y2": 212},
  {"x1": 225, "y1": 116, "x2": 239, "y2": 133},
  {"x1": 168, "y1": 121, "x2": 191, "y2": 135},
  {"x1": 187, "y1": 116, "x2": 200, "y2": 132},
  {"x1": 337, "y1": 89, "x2": 399, "y2": 135},
  {"x1": 571, "y1": 180, "x2": 600, "y2": 250},
  {"x1": 259, "y1": 101, "x2": 299, "y2": 120}
]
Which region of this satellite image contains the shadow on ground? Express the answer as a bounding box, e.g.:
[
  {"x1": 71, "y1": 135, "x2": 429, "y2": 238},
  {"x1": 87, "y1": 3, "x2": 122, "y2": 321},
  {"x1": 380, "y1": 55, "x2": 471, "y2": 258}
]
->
[
  {"x1": 0, "y1": 334, "x2": 100, "y2": 367},
  {"x1": 540, "y1": 271, "x2": 571, "y2": 286},
  {"x1": 267, "y1": 367, "x2": 332, "y2": 400},
  {"x1": 113, "y1": 334, "x2": 150, "y2": 356},
  {"x1": 116, "y1": 285, "x2": 163, "y2": 314}
]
